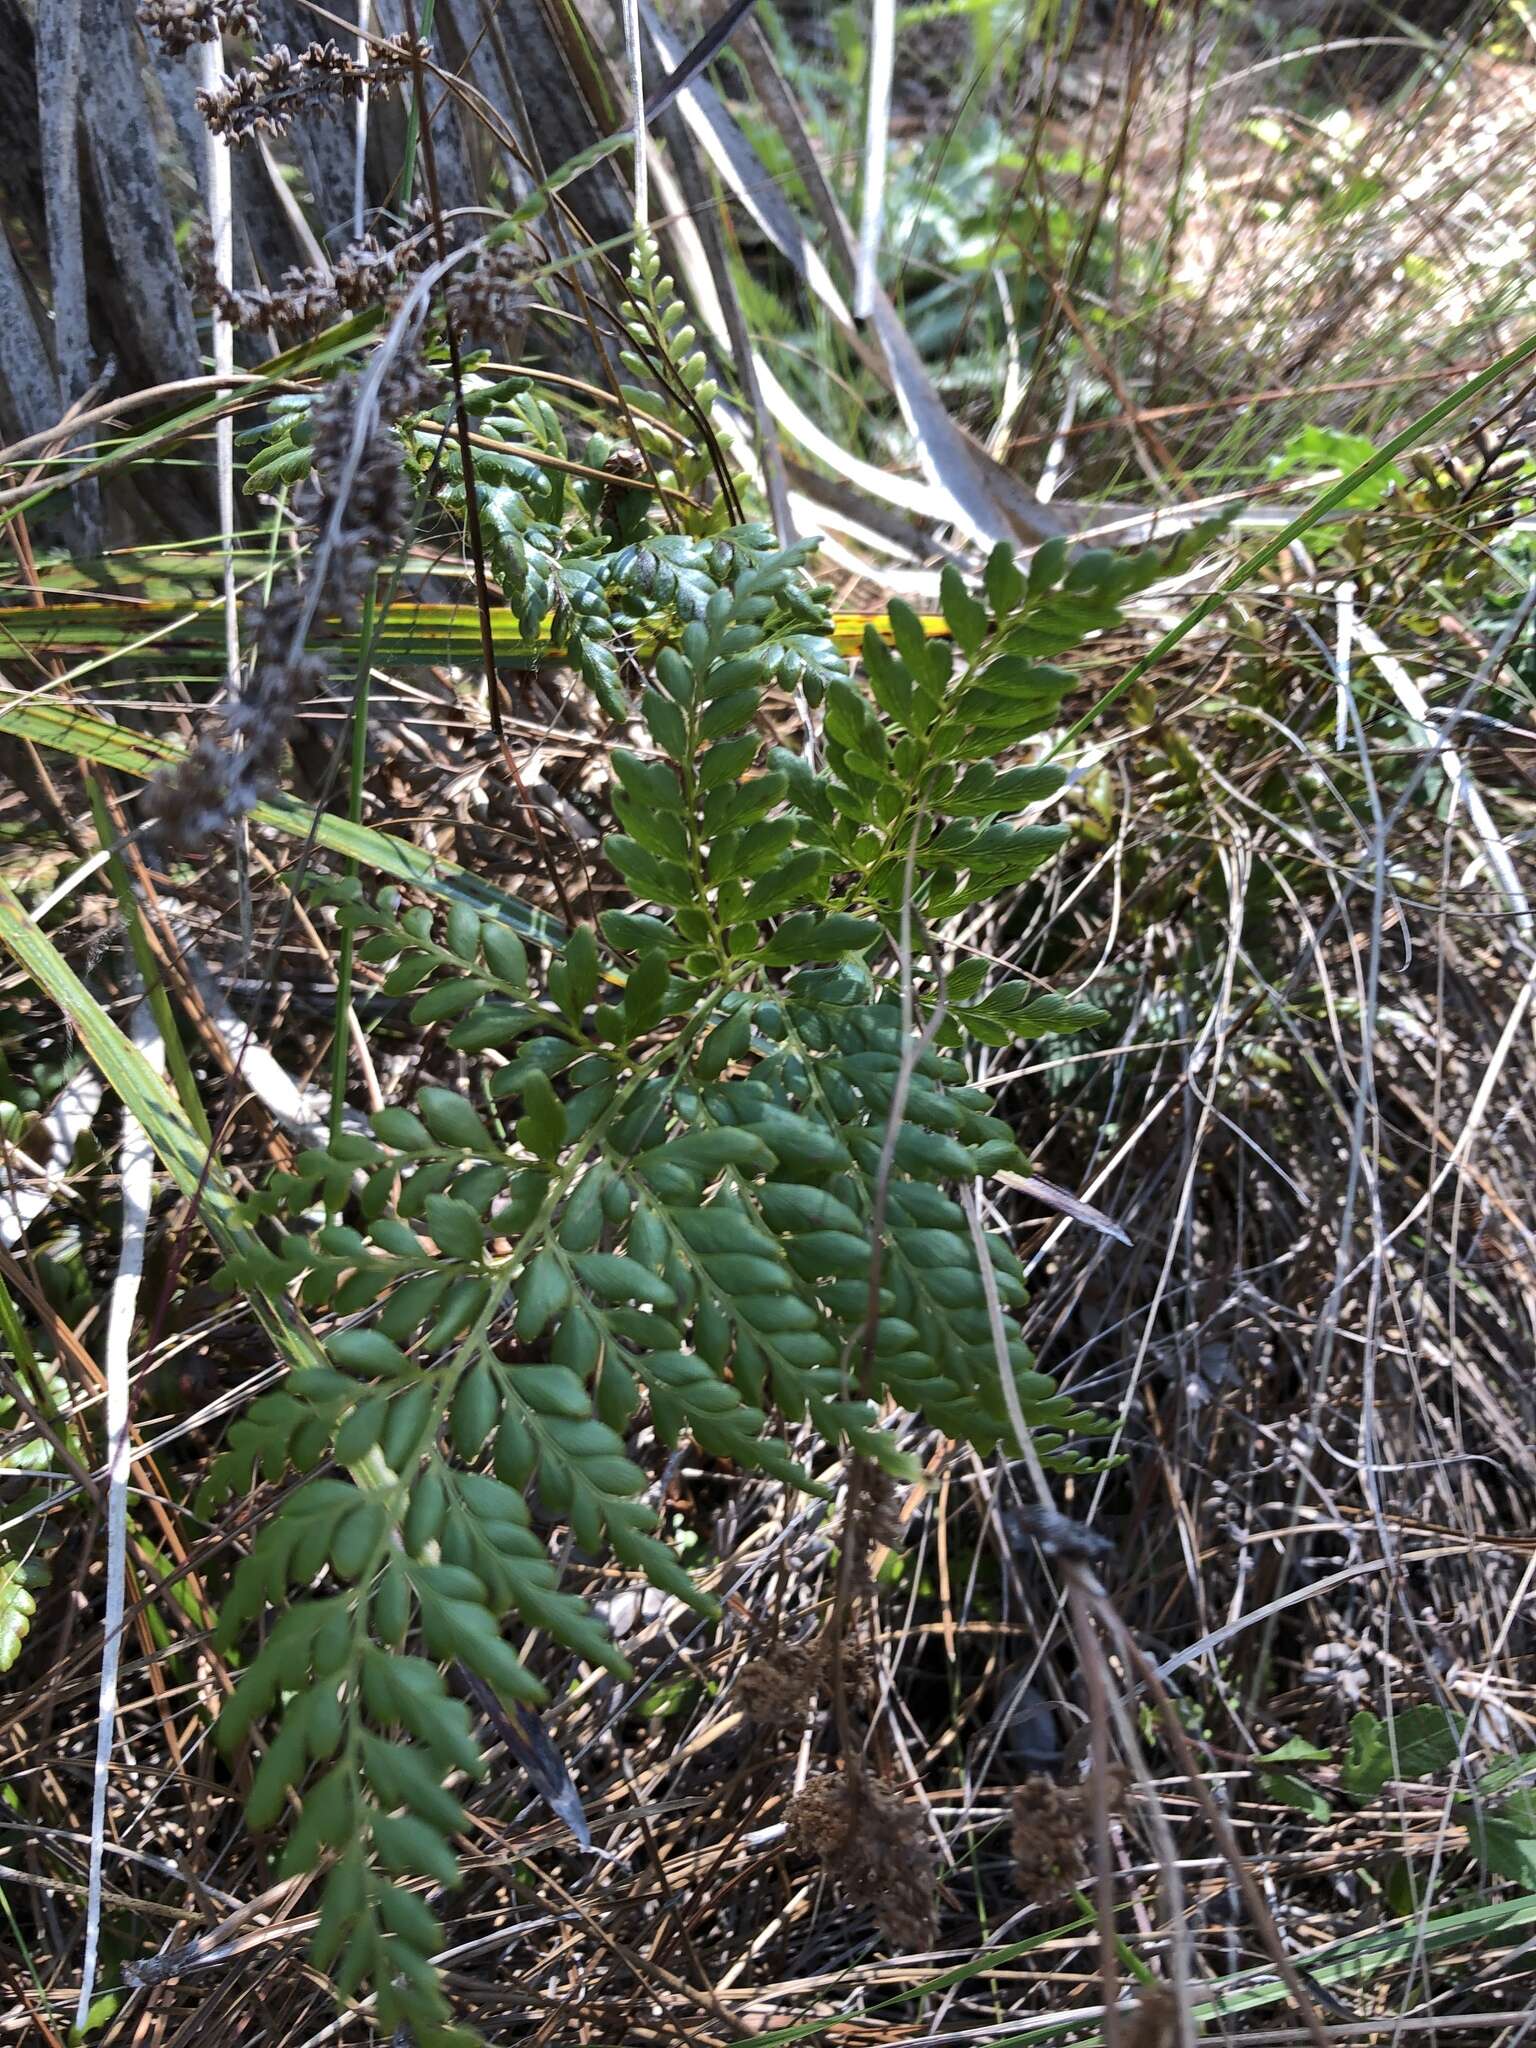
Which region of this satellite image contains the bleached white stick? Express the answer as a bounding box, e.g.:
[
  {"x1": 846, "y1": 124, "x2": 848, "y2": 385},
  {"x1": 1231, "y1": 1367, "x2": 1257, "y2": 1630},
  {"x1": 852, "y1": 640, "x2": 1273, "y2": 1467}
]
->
[
  {"x1": 623, "y1": 0, "x2": 648, "y2": 229},
  {"x1": 1353, "y1": 615, "x2": 1532, "y2": 935},
  {"x1": 201, "y1": 38, "x2": 237, "y2": 705},
  {"x1": 855, "y1": 0, "x2": 896, "y2": 320},
  {"x1": 1334, "y1": 578, "x2": 1355, "y2": 750},
  {"x1": 75, "y1": 997, "x2": 163, "y2": 2030},
  {"x1": 354, "y1": 0, "x2": 371, "y2": 242}
]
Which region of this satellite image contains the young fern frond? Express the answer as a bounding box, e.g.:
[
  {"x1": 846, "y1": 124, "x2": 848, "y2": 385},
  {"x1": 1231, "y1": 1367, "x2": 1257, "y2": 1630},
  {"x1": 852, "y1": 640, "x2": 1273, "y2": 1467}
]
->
[
  {"x1": 0, "y1": 1353, "x2": 76, "y2": 1674},
  {"x1": 214, "y1": 340, "x2": 1218, "y2": 2035},
  {"x1": 618, "y1": 227, "x2": 725, "y2": 503}
]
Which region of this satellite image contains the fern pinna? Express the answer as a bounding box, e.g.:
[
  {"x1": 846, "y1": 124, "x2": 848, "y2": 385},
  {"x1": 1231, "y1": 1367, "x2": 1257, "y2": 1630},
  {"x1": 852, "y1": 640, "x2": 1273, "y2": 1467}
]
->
[{"x1": 205, "y1": 452, "x2": 1208, "y2": 2034}]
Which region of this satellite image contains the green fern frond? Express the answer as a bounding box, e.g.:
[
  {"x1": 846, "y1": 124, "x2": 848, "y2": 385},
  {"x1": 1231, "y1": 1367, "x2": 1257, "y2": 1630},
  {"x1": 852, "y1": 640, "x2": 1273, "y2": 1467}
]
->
[{"x1": 202, "y1": 457, "x2": 1213, "y2": 2035}]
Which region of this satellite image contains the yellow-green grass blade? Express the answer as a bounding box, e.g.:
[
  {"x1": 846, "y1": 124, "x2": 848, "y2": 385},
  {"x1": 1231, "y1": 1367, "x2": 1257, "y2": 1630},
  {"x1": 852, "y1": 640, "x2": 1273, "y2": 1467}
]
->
[{"x1": 0, "y1": 597, "x2": 548, "y2": 667}]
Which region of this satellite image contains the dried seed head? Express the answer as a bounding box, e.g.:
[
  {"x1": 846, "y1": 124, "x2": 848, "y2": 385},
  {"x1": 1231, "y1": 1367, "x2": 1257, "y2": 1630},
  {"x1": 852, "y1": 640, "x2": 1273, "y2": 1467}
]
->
[
  {"x1": 841, "y1": 1460, "x2": 905, "y2": 1593},
  {"x1": 196, "y1": 35, "x2": 425, "y2": 144},
  {"x1": 739, "y1": 1644, "x2": 822, "y2": 1726},
  {"x1": 1123, "y1": 1984, "x2": 1176, "y2": 2048},
  {"x1": 1009, "y1": 1768, "x2": 1126, "y2": 1903},
  {"x1": 137, "y1": 0, "x2": 260, "y2": 56},
  {"x1": 146, "y1": 346, "x2": 429, "y2": 856},
  {"x1": 737, "y1": 1630, "x2": 874, "y2": 1726},
  {"x1": 445, "y1": 245, "x2": 533, "y2": 342},
  {"x1": 1009, "y1": 1773, "x2": 1088, "y2": 1901},
  {"x1": 597, "y1": 443, "x2": 648, "y2": 525},
  {"x1": 334, "y1": 233, "x2": 423, "y2": 313},
  {"x1": 144, "y1": 735, "x2": 241, "y2": 854},
  {"x1": 144, "y1": 577, "x2": 321, "y2": 855},
  {"x1": 1013, "y1": 1505, "x2": 1116, "y2": 1567},
  {"x1": 193, "y1": 226, "x2": 423, "y2": 336},
  {"x1": 301, "y1": 356, "x2": 430, "y2": 624},
  {"x1": 786, "y1": 1773, "x2": 937, "y2": 1951}
]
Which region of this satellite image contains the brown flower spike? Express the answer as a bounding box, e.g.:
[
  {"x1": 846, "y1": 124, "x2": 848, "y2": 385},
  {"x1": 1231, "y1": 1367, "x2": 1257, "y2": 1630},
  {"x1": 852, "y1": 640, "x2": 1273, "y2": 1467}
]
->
[
  {"x1": 146, "y1": 351, "x2": 435, "y2": 854},
  {"x1": 737, "y1": 1631, "x2": 874, "y2": 1727},
  {"x1": 196, "y1": 36, "x2": 424, "y2": 144},
  {"x1": 787, "y1": 1773, "x2": 937, "y2": 1952},
  {"x1": 1009, "y1": 1768, "x2": 1127, "y2": 1903}
]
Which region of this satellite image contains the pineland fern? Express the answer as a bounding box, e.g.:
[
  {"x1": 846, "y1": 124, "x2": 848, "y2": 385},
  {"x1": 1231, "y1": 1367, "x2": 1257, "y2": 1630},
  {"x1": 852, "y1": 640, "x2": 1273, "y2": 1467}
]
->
[{"x1": 201, "y1": 491, "x2": 1212, "y2": 2038}]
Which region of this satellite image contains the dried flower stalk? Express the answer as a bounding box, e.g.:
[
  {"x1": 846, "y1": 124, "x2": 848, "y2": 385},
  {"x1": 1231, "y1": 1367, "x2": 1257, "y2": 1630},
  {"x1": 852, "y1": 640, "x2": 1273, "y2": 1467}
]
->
[
  {"x1": 196, "y1": 35, "x2": 424, "y2": 144},
  {"x1": 137, "y1": 0, "x2": 261, "y2": 57},
  {"x1": 787, "y1": 1773, "x2": 938, "y2": 1951},
  {"x1": 147, "y1": 351, "x2": 436, "y2": 854}
]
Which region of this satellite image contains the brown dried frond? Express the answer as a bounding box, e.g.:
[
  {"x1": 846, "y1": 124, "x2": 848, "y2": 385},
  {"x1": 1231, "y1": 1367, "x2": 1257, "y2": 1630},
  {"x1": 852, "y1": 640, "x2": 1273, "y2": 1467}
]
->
[
  {"x1": 1009, "y1": 1768, "x2": 1127, "y2": 1903},
  {"x1": 196, "y1": 35, "x2": 425, "y2": 144},
  {"x1": 786, "y1": 1773, "x2": 937, "y2": 1951},
  {"x1": 737, "y1": 1630, "x2": 875, "y2": 1726},
  {"x1": 137, "y1": 0, "x2": 260, "y2": 55}
]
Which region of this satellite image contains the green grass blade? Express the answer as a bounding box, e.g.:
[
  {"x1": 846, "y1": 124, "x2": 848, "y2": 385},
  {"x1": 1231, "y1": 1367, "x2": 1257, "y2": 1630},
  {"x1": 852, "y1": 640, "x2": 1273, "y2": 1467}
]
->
[
  {"x1": 0, "y1": 883, "x2": 328, "y2": 1376},
  {"x1": 735, "y1": 1892, "x2": 1536, "y2": 2048},
  {"x1": 1054, "y1": 323, "x2": 1536, "y2": 751}
]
